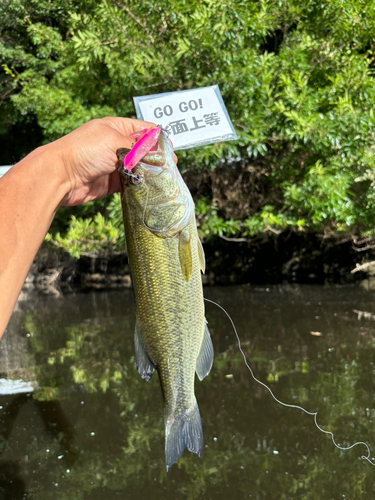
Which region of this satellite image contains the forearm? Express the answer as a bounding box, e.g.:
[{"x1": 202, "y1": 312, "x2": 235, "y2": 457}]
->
[
  {"x1": 0, "y1": 117, "x2": 155, "y2": 338},
  {"x1": 0, "y1": 145, "x2": 69, "y2": 337}
]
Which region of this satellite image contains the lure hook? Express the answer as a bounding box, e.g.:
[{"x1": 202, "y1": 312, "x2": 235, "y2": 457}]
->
[{"x1": 116, "y1": 148, "x2": 144, "y2": 185}]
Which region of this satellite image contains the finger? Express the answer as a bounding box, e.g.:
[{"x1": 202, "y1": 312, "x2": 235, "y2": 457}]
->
[
  {"x1": 108, "y1": 121, "x2": 178, "y2": 164},
  {"x1": 101, "y1": 117, "x2": 156, "y2": 138},
  {"x1": 103, "y1": 118, "x2": 178, "y2": 164}
]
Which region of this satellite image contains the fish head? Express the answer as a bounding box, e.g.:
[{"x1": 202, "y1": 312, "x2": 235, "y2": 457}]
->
[{"x1": 119, "y1": 130, "x2": 195, "y2": 237}]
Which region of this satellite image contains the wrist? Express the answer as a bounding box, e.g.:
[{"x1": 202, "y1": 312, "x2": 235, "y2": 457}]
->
[{"x1": 18, "y1": 142, "x2": 72, "y2": 210}]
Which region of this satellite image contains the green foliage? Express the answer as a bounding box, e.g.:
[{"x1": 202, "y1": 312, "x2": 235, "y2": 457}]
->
[
  {"x1": 2, "y1": 0, "x2": 375, "y2": 252},
  {"x1": 195, "y1": 197, "x2": 241, "y2": 239},
  {"x1": 46, "y1": 194, "x2": 125, "y2": 256},
  {"x1": 196, "y1": 197, "x2": 306, "y2": 239}
]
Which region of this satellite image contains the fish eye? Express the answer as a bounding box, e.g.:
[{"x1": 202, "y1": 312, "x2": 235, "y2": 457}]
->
[
  {"x1": 130, "y1": 173, "x2": 143, "y2": 185},
  {"x1": 121, "y1": 168, "x2": 143, "y2": 186}
]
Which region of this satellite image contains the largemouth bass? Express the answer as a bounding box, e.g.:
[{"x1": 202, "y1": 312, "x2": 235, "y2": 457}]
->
[{"x1": 117, "y1": 130, "x2": 214, "y2": 471}]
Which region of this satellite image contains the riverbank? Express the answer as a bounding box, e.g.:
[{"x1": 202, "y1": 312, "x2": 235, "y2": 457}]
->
[{"x1": 24, "y1": 232, "x2": 374, "y2": 295}]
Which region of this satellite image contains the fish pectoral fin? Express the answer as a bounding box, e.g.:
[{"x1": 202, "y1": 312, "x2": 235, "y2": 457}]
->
[
  {"x1": 197, "y1": 236, "x2": 206, "y2": 274},
  {"x1": 134, "y1": 324, "x2": 155, "y2": 382},
  {"x1": 195, "y1": 318, "x2": 214, "y2": 381},
  {"x1": 178, "y1": 229, "x2": 193, "y2": 282}
]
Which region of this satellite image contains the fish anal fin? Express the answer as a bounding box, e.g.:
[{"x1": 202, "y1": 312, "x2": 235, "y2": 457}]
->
[
  {"x1": 178, "y1": 229, "x2": 193, "y2": 282},
  {"x1": 197, "y1": 237, "x2": 206, "y2": 274},
  {"x1": 165, "y1": 400, "x2": 203, "y2": 471},
  {"x1": 134, "y1": 324, "x2": 155, "y2": 382},
  {"x1": 196, "y1": 318, "x2": 214, "y2": 381}
]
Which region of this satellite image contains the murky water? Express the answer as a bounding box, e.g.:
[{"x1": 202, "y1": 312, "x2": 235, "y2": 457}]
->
[{"x1": 1, "y1": 284, "x2": 375, "y2": 499}]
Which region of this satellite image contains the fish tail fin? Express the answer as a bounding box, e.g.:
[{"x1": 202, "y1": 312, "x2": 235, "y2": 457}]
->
[{"x1": 164, "y1": 399, "x2": 203, "y2": 472}]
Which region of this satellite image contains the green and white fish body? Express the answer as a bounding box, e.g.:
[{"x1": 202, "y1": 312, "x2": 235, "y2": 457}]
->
[{"x1": 118, "y1": 130, "x2": 213, "y2": 471}]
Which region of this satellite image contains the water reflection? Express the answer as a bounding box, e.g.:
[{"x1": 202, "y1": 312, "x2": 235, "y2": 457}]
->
[{"x1": 1, "y1": 285, "x2": 375, "y2": 499}]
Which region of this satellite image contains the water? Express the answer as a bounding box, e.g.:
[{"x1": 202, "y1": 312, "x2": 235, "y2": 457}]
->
[{"x1": 1, "y1": 284, "x2": 375, "y2": 499}]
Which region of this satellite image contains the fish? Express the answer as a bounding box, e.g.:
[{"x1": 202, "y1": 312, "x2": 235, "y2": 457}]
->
[{"x1": 117, "y1": 129, "x2": 214, "y2": 471}]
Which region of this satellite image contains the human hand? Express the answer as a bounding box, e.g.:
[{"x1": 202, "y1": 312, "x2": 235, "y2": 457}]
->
[
  {"x1": 47, "y1": 117, "x2": 157, "y2": 207},
  {"x1": 1, "y1": 117, "x2": 172, "y2": 337}
]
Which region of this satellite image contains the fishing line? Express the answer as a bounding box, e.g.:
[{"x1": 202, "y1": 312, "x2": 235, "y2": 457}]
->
[
  {"x1": 204, "y1": 297, "x2": 374, "y2": 466},
  {"x1": 127, "y1": 173, "x2": 166, "y2": 236},
  {"x1": 140, "y1": 178, "x2": 152, "y2": 233},
  {"x1": 122, "y1": 168, "x2": 156, "y2": 235}
]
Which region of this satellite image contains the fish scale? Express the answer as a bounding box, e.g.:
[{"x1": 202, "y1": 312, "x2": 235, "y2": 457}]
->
[{"x1": 118, "y1": 130, "x2": 214, "y2": 471}]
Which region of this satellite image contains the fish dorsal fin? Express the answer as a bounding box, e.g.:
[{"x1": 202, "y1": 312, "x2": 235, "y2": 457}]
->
[
  {"x1": 178, "y1": 229, "x2": 193, "y2": 282},
  {"x1": 134, "y1": 323, "x2": 155, "y2": 382},
  {"x1": 195, "y1": 319, "x2": 214, "y2": 381},
  {"x1": 197, "y1": 237, "x2": 205, "y2": 274}
]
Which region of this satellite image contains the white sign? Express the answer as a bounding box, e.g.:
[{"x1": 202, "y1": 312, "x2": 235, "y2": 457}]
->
[
  {"x1": 133, "y1": 86, "x2": 237, "y2": 150},
  {"x1": 0, "y1": 378, "x2": 37, "y2": 395}
]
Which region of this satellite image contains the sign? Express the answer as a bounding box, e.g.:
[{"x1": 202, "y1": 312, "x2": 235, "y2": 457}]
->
[{"x1": 133, "y1": 86, "x2": 237, "y2": 150}]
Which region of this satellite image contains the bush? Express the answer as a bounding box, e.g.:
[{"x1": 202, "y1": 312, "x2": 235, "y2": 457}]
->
[{"x1": 2, "y1": 0, "x2": 375, "y2": 254}]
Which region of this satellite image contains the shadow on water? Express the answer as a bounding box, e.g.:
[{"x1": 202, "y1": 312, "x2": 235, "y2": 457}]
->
[
  {"x1": 0, "y1": 460, "x2": 26, "y2": 500},
  {"x1": 0, "y1": 395, "x2": 78, "y2": 470},
  {"x1": 1, "y1": 285, "x2": 375, "y2": 499}
]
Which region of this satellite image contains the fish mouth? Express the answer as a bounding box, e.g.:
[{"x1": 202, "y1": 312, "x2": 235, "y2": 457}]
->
[
  {"x1": 140, "y1": 129, "x2": 172, "y2": 169},
  {"x1": 132, "y1": 131, "x2": 171, "y2": 177},
  {"x1": 116, "y1": 129, "x2": 173, "y2": 183},
  {"x1": 116, "y1": 146, "x2": 165, "y2": 182}
]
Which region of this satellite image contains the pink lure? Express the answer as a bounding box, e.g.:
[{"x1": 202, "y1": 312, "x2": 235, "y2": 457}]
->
[{"x1": 124, "y1": 126, "x2": 161, "y2": 171}]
